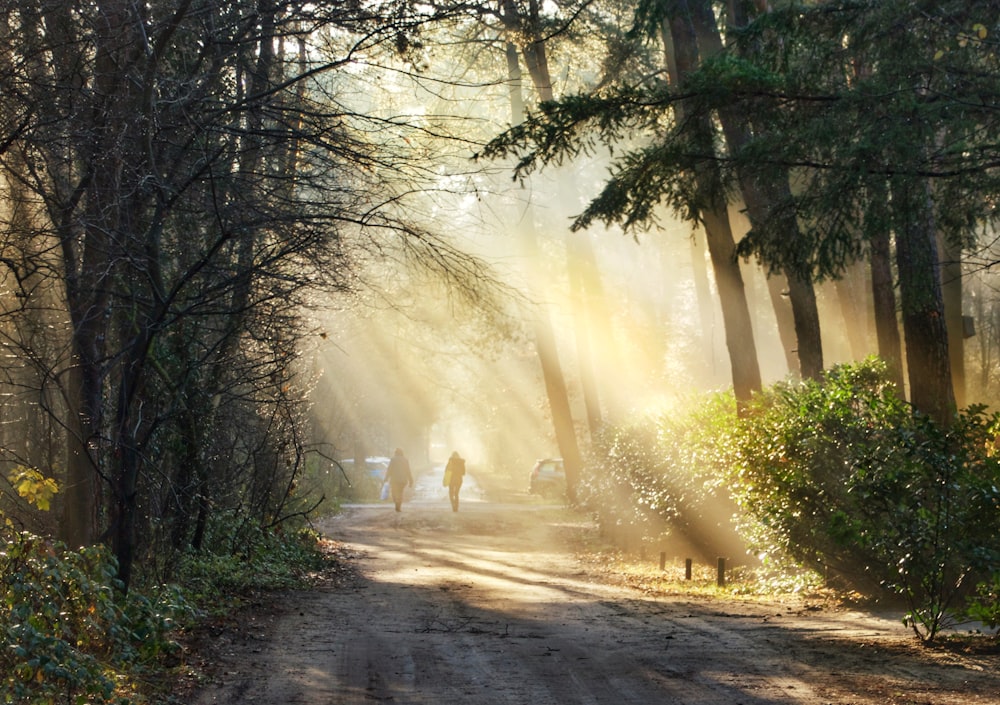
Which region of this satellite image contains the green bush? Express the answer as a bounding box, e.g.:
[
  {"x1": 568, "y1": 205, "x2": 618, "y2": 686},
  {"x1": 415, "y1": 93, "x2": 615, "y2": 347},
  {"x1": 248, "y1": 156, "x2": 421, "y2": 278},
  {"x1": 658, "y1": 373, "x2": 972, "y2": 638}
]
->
[
  {"x1": 1, "y1": 530, "x2": 193, "y2": 704},
  {"x1": 724, "y1": 358, "x2": 1000, "y2": 641},
  {"x1": 175, "y1": 513, "x2": 331, "y2": 610},
  {"x1": 582, "y1": 392, "x2": 746, "y2": 562},
  {"x1": 587, "y1": 358, "x2": 1000, "y2": 642},
  {"x1": 964, "y1": 574, "x2": 1000, "y2": 630}
]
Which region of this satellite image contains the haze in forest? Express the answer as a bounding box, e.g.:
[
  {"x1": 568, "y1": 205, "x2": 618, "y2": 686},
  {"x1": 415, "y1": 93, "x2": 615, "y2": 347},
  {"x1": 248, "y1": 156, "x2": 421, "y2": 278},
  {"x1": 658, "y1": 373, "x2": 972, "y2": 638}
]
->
[
  {"x1": 293, "y1": 8, "x2": 1000, "y2": 487},
  {"x1": 2, "y1": 0, "x2": 999, "y2": 593},
  {"x1": 306, "y1": 156, "x2": 898, "y2": 481}
]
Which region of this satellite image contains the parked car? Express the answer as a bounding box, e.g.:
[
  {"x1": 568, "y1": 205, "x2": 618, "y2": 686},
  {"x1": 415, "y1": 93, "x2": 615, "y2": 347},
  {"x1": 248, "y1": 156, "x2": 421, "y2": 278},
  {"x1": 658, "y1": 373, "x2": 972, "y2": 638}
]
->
[{"x1": 529, "y1": 458, "x2": 565, "y2": 497}]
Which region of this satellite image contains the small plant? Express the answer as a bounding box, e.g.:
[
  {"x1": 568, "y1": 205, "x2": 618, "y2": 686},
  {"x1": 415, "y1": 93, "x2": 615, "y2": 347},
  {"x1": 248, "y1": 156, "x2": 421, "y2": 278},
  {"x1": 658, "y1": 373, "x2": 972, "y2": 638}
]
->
[
  {"x1": 175, "y1": 513, "x2": 335, "y2": 611},
  {"x1": 963, "y1": 574, "x2": 1000, "y2": 631},
  {"x1": 2, "y1": 467, "x2": 193, "y2": 703}
]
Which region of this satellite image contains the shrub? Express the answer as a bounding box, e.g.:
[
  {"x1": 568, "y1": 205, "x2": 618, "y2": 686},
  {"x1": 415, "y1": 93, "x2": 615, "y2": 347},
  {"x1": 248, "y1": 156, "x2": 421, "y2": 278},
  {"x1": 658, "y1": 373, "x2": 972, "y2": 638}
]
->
[
  {"x1": 964, "y1": 574, "x2": 1000, "y2": 630},
  {"x1": 175, "y1": 513, "x2": 331, "y2": 610},
  {"x1": 725, "y1": 358, "x2": 1000, "y2": 641},
  {"x1": 587, "y1": 357, "x2": 1000, "y2": 642},
  {"x1": 1, "y1": 531, "x2": 193, "y2": 704},
  {"x1": 582, "y1": 392, "x2": 746, "y2": 562}
]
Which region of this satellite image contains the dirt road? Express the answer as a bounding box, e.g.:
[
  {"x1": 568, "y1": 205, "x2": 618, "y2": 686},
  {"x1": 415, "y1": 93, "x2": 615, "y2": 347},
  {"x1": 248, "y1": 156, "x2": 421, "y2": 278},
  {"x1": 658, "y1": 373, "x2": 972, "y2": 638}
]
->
[{"x1": 190, "y1": 490, "x2": 999, "y2": 705}]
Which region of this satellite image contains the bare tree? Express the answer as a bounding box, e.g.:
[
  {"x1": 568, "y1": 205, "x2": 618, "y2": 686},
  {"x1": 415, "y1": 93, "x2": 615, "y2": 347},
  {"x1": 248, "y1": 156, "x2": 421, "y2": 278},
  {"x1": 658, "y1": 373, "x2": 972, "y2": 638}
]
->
[{"x1": 0, "y1": 0, "x2": 475, "y2": 590}]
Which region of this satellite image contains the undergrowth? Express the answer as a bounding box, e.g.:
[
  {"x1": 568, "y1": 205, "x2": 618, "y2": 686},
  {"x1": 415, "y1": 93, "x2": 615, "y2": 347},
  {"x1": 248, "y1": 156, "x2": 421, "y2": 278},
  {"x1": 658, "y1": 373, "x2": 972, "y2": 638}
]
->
[{"x1": 2, "y1": 514, "x2": 337, "y2": 704}]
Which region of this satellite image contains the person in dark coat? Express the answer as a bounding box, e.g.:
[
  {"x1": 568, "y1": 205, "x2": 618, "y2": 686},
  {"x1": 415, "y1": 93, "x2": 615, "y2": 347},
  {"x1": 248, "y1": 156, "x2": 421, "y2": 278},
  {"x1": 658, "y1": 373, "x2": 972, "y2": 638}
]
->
[
  {"x1": 445, "y1": 451, "x2": 466, "y2": 512},
  {"x1": 384, "y1": 448, "x2": 413, "y2": 512}
]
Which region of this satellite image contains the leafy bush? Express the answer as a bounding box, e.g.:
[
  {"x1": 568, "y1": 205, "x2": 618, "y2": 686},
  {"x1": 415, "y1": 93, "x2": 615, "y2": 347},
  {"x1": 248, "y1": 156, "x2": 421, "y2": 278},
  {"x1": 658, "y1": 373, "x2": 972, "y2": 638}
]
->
[
  {"x1": 964, "y1": 574, "x2": 1000, "y2": 630},
  {"x1": 1, "y1": 530, "x2": 193, "y2": 704},
  {"x1": 582, "y1": 392, "x2": 746, "y2": 562},
  {"x1": 587, "y1": 358, "x2": 1000, "y2": 642},
  {"x1": 1, "y1": 469, "x2": 336, "y2": 703},
  {"x1": 175, "y1": 513, "x2": 331, "y2": 609},
  {"x1": 724, "y1": 358, "x2": 1000, "y2": 641}
]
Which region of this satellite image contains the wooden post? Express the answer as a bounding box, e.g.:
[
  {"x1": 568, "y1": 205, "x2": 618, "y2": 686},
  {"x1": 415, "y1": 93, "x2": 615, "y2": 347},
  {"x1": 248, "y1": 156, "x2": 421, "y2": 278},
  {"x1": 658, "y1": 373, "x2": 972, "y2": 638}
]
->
[
  {"x1": 685, "y1": 558, "x2": 692, "y2": 580},
  {"x1": 717, "y1": 557, "x2": 726, "y2": 587},
  {"x1": 659, "y1": 552, "x2": 666, "y2": 570}
]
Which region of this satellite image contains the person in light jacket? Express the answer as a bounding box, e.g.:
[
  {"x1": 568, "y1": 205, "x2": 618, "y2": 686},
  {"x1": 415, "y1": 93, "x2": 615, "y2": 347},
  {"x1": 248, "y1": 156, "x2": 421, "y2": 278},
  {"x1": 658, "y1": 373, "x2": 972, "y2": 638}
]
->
[{"x1": 384, "y1": 448, "x2": 413, "y2": 512}]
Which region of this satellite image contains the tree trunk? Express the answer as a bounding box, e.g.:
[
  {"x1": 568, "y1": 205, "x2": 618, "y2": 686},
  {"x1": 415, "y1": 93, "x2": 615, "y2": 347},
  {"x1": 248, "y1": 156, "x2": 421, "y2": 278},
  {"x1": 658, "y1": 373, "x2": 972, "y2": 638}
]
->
[
  {"x1": 95, "y1": 0, "x2": 149, "y2": 591},
  {"x1": 699, "y1": 206, "x2": 763, "y2": 405},
  {"x1": 568, "y1": 236, "x2": 604, "y2": 439},
  {"x1": 939, "y1": 232, "x2": 965, "y2": 408},
  {"x1": 689, "y1": 230, "x2": 717, "y2": 372},
  {"x1": 892, "y1": 179, "x2": 955, "y2": 426},
  {"x1": 569, "y1": 218, "x2": 632, "y2": 428},
  {"x1": 784, "y1": 270, "x2": 823, "y2": 379},
  {"x1": 763, "y1": 271, "x2": 800, "y2": 376},
  {"x1": 833, "y1": 260, "x2": 872, "y2": 361},
  {"x1": 695, "y1": 0, "x2": 824, "y2": 380},
  {"x1": 502, "y1": 23, "x2": 583, "y2": 500},
  {"x1": 665, "y1": 6, "x2": 763, "y2": 409},
  {"x1": 60, "y1": 363, "x2": 103, "y2": 549},
  {"x1": 26, "y1": 0, "x2": 107, "y2": 550},
  {"x1": 868, "y1": 202, "x2": 905, "y2": 390}
]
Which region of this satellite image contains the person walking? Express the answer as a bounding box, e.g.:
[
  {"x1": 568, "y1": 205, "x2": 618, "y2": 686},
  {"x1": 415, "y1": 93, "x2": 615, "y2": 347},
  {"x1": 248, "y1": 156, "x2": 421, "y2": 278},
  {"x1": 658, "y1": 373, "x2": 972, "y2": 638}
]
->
[
  {"x1": 444, "y1": 451, "x2": 466, "y2": 512},
  {"x1": 384, "y1": 448, "x2": 413, "y2": 512}
]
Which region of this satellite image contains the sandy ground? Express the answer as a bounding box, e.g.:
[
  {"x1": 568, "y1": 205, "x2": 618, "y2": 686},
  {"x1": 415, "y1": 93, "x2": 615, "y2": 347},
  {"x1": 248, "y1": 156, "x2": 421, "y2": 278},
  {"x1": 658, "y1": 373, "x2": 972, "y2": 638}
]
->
[{"x1": 185, "y1": 476, "x2": 999, "y2": 705}]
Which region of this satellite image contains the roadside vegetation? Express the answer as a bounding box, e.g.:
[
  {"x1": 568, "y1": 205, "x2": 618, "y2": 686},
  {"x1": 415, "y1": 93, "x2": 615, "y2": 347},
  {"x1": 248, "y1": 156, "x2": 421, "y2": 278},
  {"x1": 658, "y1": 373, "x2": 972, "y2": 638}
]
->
[
  {"x1": 584, "y1": 358, "x2": 1000, "y2": 643},
  {"x1": 1, "y1": 478, "x2": 334, "y2": 705},
  {"x1": 2, "y1": 0, "x2": 1000, "y2": 702}
]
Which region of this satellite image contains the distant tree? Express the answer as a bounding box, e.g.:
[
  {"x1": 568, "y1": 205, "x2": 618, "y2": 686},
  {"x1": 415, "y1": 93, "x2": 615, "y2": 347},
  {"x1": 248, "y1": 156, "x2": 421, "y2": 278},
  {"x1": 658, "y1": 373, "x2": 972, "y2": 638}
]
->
[
  {"x1": 499, "y1": 0, "x2": 588, "y2": 500},
  {"x1": 718, "y1": 0, "x2": 999, "y2": 424},
  {"x1": 483, "y1": 0, "x2": 768, "y2": 410}
]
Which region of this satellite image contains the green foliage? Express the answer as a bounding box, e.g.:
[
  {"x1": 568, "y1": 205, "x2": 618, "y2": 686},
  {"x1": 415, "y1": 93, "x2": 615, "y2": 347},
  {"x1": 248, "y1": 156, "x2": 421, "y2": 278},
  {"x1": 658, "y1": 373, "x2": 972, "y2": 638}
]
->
[
  {"x1": 964, "y1": 574, "x2": 1000, "y2": 630},
  {"x1": 724, "y1": 358, "x2": 1000, "y2": 641},
  {"x1": 582, "y1": 392, "x2": 745, "y2": 562},
  {"x1": 724, "y1": 358, "x2": 912, "y2": 580},
  {"x1": 304, "y1": 458, "x2": 379, "y2": 506},
  {"x1": 589, "y1": 358, "x2": 1000, "y2": 642},
  {"x1": 486, "y1": 0, "x2": 1000, "y2": 283},
  {"x1": 0, "y1": 530, "x2": 194, "y2": 704},
  {"x1": 175, "y1": 513, "x2": 331, "y2": 610}
]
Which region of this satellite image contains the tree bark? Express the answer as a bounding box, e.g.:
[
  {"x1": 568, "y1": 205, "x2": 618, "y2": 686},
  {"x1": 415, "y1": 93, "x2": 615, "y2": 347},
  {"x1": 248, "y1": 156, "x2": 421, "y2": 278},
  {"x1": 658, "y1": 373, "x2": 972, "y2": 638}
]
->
[
  {"x1": 939, "y1": 232, "x2": 965, "y2": 408},
  {"x1": 665, "y1": 6, "x2": 763, "y2": 408},
  {"x1": 501, "y1": 9, "x2": 583, "y2": 499},
  {"x1": 567, "y1": 235, "x2": 604, "y2": 439},
  {"x1": 694, "y1": 0, "x2": 824, "y2": 380},
  {"x1": 892, "y1": 179, "x2": 955, "y2": 426},
  {"x1": 20, "y1": 0, "x2": 106, "y2": 550},
  {"x1": 868, "y1": 201, "x2": 906, "y2": 390},
  {"x1": 763, "y1": 271, "x2": 800, "y2": 376}
]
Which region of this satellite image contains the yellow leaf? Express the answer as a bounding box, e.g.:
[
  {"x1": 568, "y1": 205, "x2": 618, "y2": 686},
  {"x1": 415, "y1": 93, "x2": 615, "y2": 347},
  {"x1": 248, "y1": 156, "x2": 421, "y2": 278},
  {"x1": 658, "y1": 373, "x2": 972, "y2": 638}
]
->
[
  {"x1": 973, "y1": 23, "x2": 988, "y2": 39},
  {"x1": 8, "y1": 466, "x2": 59, "y2": 511},
  {"x1": 934, "y1": 49, "x2": 945, "y2": 60}
]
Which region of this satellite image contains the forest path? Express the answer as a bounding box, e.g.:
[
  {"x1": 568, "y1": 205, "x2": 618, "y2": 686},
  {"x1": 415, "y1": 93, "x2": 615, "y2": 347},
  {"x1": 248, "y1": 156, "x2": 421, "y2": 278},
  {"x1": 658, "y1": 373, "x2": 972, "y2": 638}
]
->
[{"x1": 189, "y1": 492, "x2": 999, "y2": 705}]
